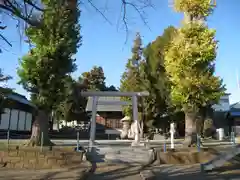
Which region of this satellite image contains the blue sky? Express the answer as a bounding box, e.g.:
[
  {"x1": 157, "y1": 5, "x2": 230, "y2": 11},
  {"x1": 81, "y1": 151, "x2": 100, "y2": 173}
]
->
[{"x1": 0, "y1": 0, "x2": 240, "y2": 103}]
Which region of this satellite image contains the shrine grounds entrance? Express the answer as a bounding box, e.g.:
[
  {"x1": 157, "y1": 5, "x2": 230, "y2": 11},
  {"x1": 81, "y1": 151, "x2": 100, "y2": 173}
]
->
[{"x1": 80, "y1": 91, "x2": 149, "y2": 151}]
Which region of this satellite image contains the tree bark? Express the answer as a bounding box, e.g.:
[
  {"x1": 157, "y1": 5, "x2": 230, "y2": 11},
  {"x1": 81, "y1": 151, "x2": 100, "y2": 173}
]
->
[
  {"x1": 183, "y1": 111, "x2": 198, "y2": 147},
  {"x1": 25, "y1": 110, "x2": 54, "y2": 146},
  {"x1": 197, "y1": 107, "x2": 206, "y2": 137}
]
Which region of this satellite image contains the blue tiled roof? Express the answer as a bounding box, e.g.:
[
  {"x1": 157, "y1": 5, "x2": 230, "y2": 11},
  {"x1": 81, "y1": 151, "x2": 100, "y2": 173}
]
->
[
  {"x1": 6, "y1": 94, "x2": 36, "y2": 108},
  {"x1": 229, "y1": 111, "x2": 240, "y2": 117}
]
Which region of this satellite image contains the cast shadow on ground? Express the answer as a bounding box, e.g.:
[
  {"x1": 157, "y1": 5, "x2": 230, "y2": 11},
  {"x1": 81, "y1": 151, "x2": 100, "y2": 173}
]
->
[
  {"x1": 87, "y1": 164, "x2": 141, "y2": 180},
  {"x1": 151, "y1": 164, "x2": 240, "y2": 180}
]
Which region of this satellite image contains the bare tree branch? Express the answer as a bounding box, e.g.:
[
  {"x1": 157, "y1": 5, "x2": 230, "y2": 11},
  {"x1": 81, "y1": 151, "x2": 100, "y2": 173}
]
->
[
  {"x1": 0, "y1": 22, "x2": 6, "y2": 29},
  {"x1": 0, "y1": 21, "x2": 12, "y2": 46},
  {"x1": 0, "y1": 0, "x2": 42, "y2": 51},
  {"x1": 0, "y1": 0, "x2": 155, "y2": 49},
  {"x1": 122, "y1": 0, "x2": 151, "y2": 30},
  {"x1": 121, "y1": 1, "x2": 129, "y2": 44},
  {"x1": 24, "y1": 0, "x2": 43, "y2": 11},
  {"x1": 84, "y1": 0, "x2": 154, "y2": 43},
  {"x1": 86, "y1": 0, "x2": 112, "y2": 25},
  {"x1": 119, "y1": 0, "x2": 153, "y2": 43},
  {"x1": 0, "y1": 33, "x2": 12, "y2": 46},
  {"x1": 0, "y1": 0, "x2": 42, "y2": 26}
]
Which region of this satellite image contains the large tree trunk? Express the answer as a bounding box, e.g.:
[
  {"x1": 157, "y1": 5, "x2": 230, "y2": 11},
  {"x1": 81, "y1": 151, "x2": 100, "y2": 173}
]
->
[
  {"x1": 183, "y1": 111, "x2": 198, "y2": 147},
  {"x1": 197, "y1": 107, "x2": 206, "y2": 137},
  {"x1": 25, "y1": 110, "x2": 54, "y2": 146}
]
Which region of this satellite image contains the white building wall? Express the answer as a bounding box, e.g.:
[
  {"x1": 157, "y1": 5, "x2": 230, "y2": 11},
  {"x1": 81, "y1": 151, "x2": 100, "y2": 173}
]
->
[
  {"x1": 10, "y1": 109, "x2": 18, "y2": 130},
  {"x1": 0, "y1": 108, "x2": 32, "y2": 131},
  {"x1": 212, "y1": 94, "x2": 230, "y2": 112},
  {"x1": 18, "y1": 111, "x2": 26, "y2": 131},
  {"x1": 0, "y1": 108, "x2": 10, "y2": 129},
  {"x1": 25, "y1": 113, "x2": 32, "y2": 131}
]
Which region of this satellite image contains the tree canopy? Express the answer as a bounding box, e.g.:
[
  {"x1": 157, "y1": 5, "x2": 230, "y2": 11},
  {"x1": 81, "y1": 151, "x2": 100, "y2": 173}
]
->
[
  {"x1": 165, "y1": 0, "x2": 224, "y2": 113},
  {"x1": 80, "y1": 66, "x2": 118, "y2": 92},
  {"x1": 55, "y1": 76, "x2": 88, "y2": 122},
  {"x1": 54, "y1": 65, "x2": 118, "y2": 123},
  {"x1": 142, "y1": 26, "x2": 177, "y2": 127},
  {"x1": 81, "y1": 66, "x2": 106, "y2": 91},
  {"x1": 120, "y1": 32, "x2": 144, "y2": 117},
  {"x1": 17, "y1": 0, "x2": 81, "y2": 112}
]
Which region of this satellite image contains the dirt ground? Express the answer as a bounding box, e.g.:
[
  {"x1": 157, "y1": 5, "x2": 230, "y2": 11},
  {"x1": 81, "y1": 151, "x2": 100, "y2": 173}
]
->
[
  {"x1": 151, "y1": 164, "x2": 240, "y2": 180},
  {"x1": 0, "y1": 160, "x2": 91, "y2": 180},
  {"x1": 85, "y1": 163, "x2": 142, "y2": 180},
  {"x1": 2, "y1": 163, "x2": 240, "y2": 180},
  {"x1": 0, "y1": 167, "x2": 86, "y2": 180}
]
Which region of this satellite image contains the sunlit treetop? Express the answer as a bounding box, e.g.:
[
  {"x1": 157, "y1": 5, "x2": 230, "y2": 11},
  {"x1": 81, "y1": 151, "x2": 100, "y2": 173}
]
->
[{"x1": 173, "y1": 0, "x2": 216, "y2": 19}]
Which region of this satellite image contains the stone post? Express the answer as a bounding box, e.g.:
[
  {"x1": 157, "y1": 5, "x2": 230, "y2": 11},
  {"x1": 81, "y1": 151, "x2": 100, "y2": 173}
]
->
[
  {"x1": 132, "y1": 95, "x2": 140, "y2": 145},
  {"x1": 89, "y1": 96, "x2": 98, "y2": 150},
  {"x1": 170, "y1": 123, "x2": 176, "y2": 149}
]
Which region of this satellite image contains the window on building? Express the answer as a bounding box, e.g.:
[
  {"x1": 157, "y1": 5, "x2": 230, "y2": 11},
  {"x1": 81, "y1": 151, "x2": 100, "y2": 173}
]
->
[
  {"x1": 106, "y1": 119, "x2": 122, "y2": 129},
  {"x1": 221, "y1": 99, "x2": 229, "y2": 103},
  {"x1": 115, "y1": 119, "x2": 122, "y2": 129},
  {"x1": 106, "y1": 119, "x2": 111, "y2": 128}
]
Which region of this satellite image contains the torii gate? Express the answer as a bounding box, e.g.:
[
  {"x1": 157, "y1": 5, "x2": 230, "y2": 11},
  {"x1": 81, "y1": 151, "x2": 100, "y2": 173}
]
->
[{"x1": 81, "y1": 91, "x2": 149, "y2": 149}]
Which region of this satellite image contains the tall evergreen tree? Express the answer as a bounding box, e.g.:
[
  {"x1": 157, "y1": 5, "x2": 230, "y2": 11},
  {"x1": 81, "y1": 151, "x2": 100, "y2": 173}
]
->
[
  {"x1": 17, "y1": 0, "x2": 81, "y2": 146},
  {"x1": 105, "y1": 85, "x2": 118, "y2": 91},
  {"x1": 164, "y1": 0, "x2": 224, "y2": 146},
  {"x1": 120, "y1": 32, "x2": 143, "y2": 117},
  {"x1": 142, "y1": 26, "x2": 177, "y2": 130},
  {"x1": 81, "y1": 66, "x2": 106, "y2": 91}
]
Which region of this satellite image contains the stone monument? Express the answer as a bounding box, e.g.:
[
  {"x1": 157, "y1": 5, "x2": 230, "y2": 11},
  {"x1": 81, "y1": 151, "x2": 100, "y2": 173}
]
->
[{"x1": 120, "y1": 116, "x2": 131, "y2": 139}]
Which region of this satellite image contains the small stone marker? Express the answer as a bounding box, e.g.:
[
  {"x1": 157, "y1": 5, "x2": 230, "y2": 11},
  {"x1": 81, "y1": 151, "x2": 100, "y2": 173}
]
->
[{"x1": 139, "y1": 170, "x2": 155, "y2": 180}]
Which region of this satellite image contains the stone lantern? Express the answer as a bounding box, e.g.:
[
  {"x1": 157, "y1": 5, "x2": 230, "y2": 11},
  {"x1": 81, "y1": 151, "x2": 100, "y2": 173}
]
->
[{"x1": 120, "y1": 116, "x2": 131, "y2": 139}]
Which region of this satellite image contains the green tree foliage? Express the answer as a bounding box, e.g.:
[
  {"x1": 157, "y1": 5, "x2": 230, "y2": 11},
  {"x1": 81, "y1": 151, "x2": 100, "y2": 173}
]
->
[
  {"x1": 81, "y1": 66, "x2": 106, "y2": 91},
  {"x1": 174, "y1": 0, "x2": 216, "y2": 19},
  {"x1": 164, "y1": 0, "x2": 224, "y2": 145},
  {"x1": 120, "y1": 32, "x2": 143, "y2": 117},
  {"x1": 142, "y1": 26, "x2": 177, "y2": 129},
  {"x1": 55, "y1": 76, "x2": 88, "y2": 122},
  {"x1": 80, "y1": 65, "x2": 117, "y2": 91},
  {"x1": 105, "y1": 85, "x2": 118, "y2": 91},
  {"x1": 17, "y1": 0, "x2": 81, "y2": 146},
  {"x1": 18, "y1": 0, "x2": 81, "y2": 111},
  {"x1": 55, "y1": 65, "x2": 117, "y2": 122}
]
